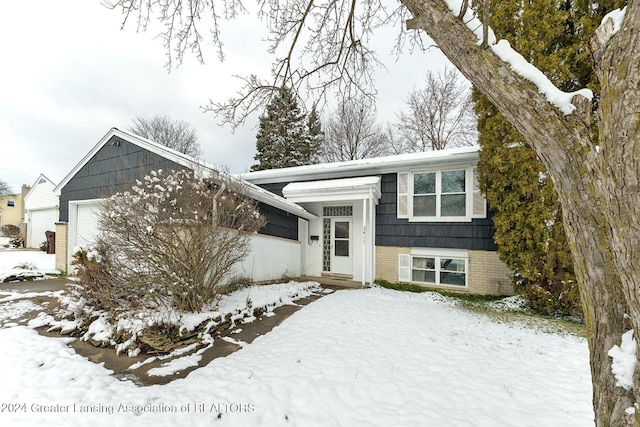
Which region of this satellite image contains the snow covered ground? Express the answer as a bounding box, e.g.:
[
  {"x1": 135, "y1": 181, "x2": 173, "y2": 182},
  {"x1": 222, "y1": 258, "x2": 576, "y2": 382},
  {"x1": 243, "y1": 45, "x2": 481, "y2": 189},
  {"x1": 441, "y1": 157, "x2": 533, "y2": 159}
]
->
[
  {"x1": 0, "y1": 284, "x2": 593, "y2": 426},
  {"x1": 0, "y1": 250, "x2": 59, "y2": 282}
]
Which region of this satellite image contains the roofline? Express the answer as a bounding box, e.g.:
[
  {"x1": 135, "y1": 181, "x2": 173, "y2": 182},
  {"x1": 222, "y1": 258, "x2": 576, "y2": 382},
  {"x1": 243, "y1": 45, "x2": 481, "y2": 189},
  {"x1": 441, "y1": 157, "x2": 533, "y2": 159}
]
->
[
  {"x1": 53, "y1": 127, "x2": 315, "y2": 220},
  {"x1": 239, "y1": 146, "x2": 480, "y2": 184},
  {"x1": 24, "y1": 173, "x2": 58, "y2": 201}
]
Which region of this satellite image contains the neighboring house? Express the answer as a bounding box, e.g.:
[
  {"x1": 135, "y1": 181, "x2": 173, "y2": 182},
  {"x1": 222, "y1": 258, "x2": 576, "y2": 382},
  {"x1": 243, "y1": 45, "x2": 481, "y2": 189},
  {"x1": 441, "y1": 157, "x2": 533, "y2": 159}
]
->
[
  {"x1": 0, "y1": 186, "x2": 29, "y2": 235},
  {"x1": 53, "y1": 128, "x2": 315, "y2": 278},
  {"x1": 23, "y1": 174, "x2": 60, "y2": 248},
  {"x1": 242, "y1": 147, "x2": 513, "y2": 295}
]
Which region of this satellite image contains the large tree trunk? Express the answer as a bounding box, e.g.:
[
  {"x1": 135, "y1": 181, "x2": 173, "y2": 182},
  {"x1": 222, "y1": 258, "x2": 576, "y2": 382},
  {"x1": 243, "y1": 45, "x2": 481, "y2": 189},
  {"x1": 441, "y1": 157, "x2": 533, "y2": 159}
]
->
[{"x1": 401, "y1": 1, "x2": 640, "y2": 425}]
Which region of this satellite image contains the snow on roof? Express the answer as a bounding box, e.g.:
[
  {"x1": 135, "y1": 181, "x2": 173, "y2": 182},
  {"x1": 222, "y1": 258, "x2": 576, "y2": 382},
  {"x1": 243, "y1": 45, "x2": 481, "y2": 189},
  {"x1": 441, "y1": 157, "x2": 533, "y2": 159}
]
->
[
  {"x1": 445, "y1": 0, "x2": 595, "y2": 116},
  {"x1": 284, "y1": 176, "x2": 381, "y2": 193},
  {"x1": 241, "y1": 146, "x2": 480, "y2": 184},
  {"x1": 53, "y1": 128, "x2": 314, "y2": 220}
]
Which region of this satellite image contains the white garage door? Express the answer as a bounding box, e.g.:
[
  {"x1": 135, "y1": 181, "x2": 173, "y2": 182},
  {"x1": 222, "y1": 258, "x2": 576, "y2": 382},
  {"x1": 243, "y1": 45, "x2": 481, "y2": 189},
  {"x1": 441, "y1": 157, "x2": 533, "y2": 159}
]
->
[
  {"x1": 27, "y1": 208, "x2": 58, "y2": 248},
  {"x1": 75, "y1": 202, "x2": 101, "y2": 248}
]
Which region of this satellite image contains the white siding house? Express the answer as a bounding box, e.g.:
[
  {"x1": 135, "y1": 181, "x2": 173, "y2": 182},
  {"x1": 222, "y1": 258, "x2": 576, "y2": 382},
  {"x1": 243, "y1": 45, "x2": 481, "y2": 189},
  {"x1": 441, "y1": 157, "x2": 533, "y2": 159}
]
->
[{"x1": 24, "y1": 175, "x2": 59, "y2": 248}]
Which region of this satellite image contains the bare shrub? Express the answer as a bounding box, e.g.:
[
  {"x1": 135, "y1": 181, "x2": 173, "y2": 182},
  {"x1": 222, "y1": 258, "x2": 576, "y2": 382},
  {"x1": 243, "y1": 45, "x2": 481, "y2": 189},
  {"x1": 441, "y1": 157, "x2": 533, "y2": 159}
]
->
[
  {"x1": 1, "y1": 224, "x2": 20, "y2": 237},
  {"x1": 77, "y1": 169, "x2": 265, "y2": 313}
]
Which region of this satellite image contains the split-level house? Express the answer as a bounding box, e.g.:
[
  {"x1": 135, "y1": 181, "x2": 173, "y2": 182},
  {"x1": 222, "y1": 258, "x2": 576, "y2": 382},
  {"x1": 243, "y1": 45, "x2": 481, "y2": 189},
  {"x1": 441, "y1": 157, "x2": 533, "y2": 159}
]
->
[
  {"x1": 241, "y1": 147, "x2": 512, "y2": 295},
  {"x1": 54, "y1": 128, "x2": 511, "y2": 294}
]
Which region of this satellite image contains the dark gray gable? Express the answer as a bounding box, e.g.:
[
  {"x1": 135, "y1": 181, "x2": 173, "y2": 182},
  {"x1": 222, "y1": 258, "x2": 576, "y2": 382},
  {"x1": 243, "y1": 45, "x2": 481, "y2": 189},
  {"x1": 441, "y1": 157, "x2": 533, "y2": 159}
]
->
[{"x1": 59, "y1": 136, "x2": 187, "y2": 222}]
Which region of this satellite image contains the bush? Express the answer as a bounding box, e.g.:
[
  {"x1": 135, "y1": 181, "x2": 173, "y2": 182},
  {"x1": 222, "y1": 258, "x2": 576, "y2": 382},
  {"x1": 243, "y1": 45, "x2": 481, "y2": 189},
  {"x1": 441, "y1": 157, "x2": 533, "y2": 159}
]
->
[
  {"x1": 1, "y1": 224, "x2": 20, "y2": 237},
  {"x1": 517, "y1": 279, "x2": 583, "y2": 319},
  {"x1": 75, "y1": 169, "x2": 265, "y2": 313}
]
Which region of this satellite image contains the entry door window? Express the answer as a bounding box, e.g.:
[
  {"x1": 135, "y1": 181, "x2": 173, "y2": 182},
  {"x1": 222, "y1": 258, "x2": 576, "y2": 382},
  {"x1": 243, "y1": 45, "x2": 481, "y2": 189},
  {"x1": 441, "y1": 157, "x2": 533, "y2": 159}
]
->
[{"x1": 334, "y1": 221, "x2": 350, "y2": 257}]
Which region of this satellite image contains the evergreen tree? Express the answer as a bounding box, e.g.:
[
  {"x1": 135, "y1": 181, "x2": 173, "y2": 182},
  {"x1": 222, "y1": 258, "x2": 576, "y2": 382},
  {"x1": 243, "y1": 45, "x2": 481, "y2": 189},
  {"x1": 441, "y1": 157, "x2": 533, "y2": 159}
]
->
[
  {"x1": 252, "y1": 88, "x2": 314, "y2": 171},
  {"x1": 306, "y1": 105, "x2": 323, "y2": 163},
  {"x1": 476, "y1": 0, "x2": 625, "y2": 316}
]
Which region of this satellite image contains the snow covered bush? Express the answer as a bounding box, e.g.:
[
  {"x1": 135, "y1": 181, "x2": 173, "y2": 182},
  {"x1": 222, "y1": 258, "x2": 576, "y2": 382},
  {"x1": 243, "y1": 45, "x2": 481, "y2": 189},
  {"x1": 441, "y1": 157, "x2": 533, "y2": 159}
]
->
[{"x1": 76, "y1": 169, "x2": 265, "y2": 313}]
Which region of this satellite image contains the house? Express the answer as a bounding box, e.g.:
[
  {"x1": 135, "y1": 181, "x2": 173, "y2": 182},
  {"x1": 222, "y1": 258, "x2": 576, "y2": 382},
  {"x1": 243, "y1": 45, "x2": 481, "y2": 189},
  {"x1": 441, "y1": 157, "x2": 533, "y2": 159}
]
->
[
  {"x1": 241, "y1": 147, "x2": 513, "y2": 295},
  {"x1": 53, "y1": 128, "x2": 315, "y2": 279},
  {"x1": 54, "y1": 128, "x2": 511, "y2": 295},
  {"x1": 23, "y1": 174, "x2": 60, "y2": 249},
  {"x1": 0, "y1": 185, "x2": 30, "y2": 236}
]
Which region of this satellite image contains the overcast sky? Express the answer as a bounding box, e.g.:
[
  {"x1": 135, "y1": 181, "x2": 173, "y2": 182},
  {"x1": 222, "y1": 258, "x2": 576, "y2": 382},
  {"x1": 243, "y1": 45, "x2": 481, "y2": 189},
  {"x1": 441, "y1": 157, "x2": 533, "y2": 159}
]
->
[{"x1": 1, "y1": 0, "x2": 451, "y2": 194}]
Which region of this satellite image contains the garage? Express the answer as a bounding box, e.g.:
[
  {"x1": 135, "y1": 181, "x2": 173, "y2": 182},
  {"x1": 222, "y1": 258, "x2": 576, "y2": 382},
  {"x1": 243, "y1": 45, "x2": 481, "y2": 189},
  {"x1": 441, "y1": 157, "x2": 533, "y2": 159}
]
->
[
  {"x1": 23, "y1": 174, "x2": 60, "y2": 249},
  {"x1": 70, "y1": 201, "x2": 102, "y2": 251},
  {"x1": 26, "y1": 208, "x2": 58, "y2": 248}
]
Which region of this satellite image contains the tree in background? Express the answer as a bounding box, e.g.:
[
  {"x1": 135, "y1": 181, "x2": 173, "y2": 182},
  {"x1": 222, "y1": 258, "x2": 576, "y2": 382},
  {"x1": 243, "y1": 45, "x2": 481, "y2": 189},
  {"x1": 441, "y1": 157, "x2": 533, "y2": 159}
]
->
[
  {"x1": 319, "y1": 96, "x2": 389, "y2": 162},
  {"x1": 252, "y1": 87, "x2": 316, "y2": 171},
  {"x1": 0, "y1": 180, "x2": 10, "y2": 196},
  {"x1": 129, "y1": 115, "x2": 201, "y2": 159},
  {"x1": 307, "y1": 105, "x2": 324, "y2": 163},
  {"x1": 394, "y1": 66, "x2": 477, "y2": 152}
]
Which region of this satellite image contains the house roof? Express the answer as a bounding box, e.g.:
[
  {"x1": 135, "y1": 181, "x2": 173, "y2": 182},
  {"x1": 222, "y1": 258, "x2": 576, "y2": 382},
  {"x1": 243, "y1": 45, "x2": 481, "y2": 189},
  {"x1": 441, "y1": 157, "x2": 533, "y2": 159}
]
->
[
  {"x1": 240, "y1": 146, "x2": 481, "y2": 184},
  {"x1": 54, "y1": 128, "x2": 316, "y2": 221},
  {"x1": 24, "y1": 174, "x2": 59, "y2": 202},
  {"x1": 283, "y1": 176, "x2": 382, "y2": 204}
]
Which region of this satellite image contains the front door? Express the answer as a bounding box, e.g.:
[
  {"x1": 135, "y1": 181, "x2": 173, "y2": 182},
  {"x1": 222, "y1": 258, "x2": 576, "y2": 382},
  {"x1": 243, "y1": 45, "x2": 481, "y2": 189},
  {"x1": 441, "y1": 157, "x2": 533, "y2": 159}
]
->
[{"x1": 331, "y1": 218, "x2": 353, "y2": 276}]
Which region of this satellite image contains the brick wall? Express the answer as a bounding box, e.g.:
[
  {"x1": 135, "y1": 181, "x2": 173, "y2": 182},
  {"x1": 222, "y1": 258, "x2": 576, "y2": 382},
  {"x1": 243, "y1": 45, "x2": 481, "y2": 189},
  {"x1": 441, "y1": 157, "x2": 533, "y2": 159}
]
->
[
  {"x1": 374, "y1": 245, "x2": 513, "y2": 295},
  {"x1": 55, "y1": 222, "x2": 68, "y2": 273},
  {"x1": 468, "y1": 250, "x2": 513, "y2": 295},
  {"x1": 375, "y1": 245, "x2": 409, "y2": 283}
]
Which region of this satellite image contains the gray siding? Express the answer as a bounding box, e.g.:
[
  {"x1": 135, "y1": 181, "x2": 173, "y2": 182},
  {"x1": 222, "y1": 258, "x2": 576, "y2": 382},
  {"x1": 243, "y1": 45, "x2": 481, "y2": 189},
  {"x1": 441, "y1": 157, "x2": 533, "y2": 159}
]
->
[
  {"x1": 257, "y1": 203, "x2": 299, "y2": 241},
  {"x1": 59, "y1": 136, "x2": 299, "y2": 241},
  {"x1": 59, "y1": 136, "x2": 186, "y2": 222},
  {"x1": 376, "y1": 173, "x2": 497, "y2": 250},
  {"x1": 257, "y1": 175, "x2": 497, "y2": 250}
]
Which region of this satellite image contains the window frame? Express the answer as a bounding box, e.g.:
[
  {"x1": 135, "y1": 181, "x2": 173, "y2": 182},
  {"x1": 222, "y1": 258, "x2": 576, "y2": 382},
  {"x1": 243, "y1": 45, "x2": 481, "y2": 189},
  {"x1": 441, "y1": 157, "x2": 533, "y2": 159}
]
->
[
  {"x1": 396, "y1": 165, "x2": 486, "y2": 222},
  {"x1": 410, "y1": 249, "x2": 468, "y2": 289}
]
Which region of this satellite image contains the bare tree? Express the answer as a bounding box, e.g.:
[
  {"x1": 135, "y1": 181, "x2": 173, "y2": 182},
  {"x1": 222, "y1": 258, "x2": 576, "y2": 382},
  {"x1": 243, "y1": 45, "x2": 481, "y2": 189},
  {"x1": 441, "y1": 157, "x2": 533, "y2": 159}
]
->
[
  {"x1": 0, "y1": 179, "x2": 10, "y2": 196},
  {"x1": 75, "y1": 169, "x2": 265, "y2": 313},
  {"x1": 394, "y1": 66, "x2": 477, "y2": 152},
  {"x1": 106, "y1": 1, "x2": 640, "y2": 424},
  {"x1": 319, "y1": 97, "x2": 389, "y2": 162},
  {"x1": 129, "y1": 115, "x2": 201, "y2": 159}
]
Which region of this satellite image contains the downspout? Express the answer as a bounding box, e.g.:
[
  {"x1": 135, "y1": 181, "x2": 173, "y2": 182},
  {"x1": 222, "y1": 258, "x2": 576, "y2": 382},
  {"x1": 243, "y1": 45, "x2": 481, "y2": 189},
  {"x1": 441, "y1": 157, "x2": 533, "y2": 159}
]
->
[
  {"x1": 369, "y1": 187, "x2": 375, "y2": 285},
  {"x1": 362, "y1": 196, "x2": 367, "y2": 288},
  {"x1": 212, "y1": 181, "x2": 226, "y2": 225}
]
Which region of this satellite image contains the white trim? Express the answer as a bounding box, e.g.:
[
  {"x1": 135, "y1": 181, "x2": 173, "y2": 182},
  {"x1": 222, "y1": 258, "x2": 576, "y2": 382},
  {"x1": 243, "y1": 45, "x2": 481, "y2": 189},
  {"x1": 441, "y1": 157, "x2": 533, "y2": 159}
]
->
[
  {"x1": 408, "y1": 248, "x2": 469, "y2": 289},
  {"x1": 471, "y1": 167, "x2": 487, "y2": 218},
  {"x1": 67, "y1": 198, "x2": 104, "y2": 273},
  {"x1": 53, "y1": 127, "x2": 316, "y2": 221},
  {"x1": 23, "y1": 174, "x2": 58, "y2": 203},
  {"x1": 397, "y1": 172, "x2": 409, "y2": 219},
  {"x1": 283, "y1": 176, "x2": 381, "y2": 204},
  {"x1": 407, "y1": 166, "x2": 486, "y2": 223},
  {"x1": 242, "y1": 146, "x2": 480, "y2": 184},
  {"x1": 398, "y1": 254, "x2": 411, "y2": 282}
]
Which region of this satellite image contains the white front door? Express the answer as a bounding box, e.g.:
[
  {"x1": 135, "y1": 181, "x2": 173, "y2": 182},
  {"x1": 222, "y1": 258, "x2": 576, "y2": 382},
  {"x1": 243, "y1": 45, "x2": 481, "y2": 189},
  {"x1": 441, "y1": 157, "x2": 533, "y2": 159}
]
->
[{"x1": 331, "y1": 218, "x2": 353, "y2": 276}]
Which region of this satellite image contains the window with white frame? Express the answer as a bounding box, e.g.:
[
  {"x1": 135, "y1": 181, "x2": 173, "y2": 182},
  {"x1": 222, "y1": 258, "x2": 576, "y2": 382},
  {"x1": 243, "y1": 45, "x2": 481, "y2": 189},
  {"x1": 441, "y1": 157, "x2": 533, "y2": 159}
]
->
[
  {"x1": 398, "y1": 251, "x2": 468, "y2": 287},
  {"x1": 397, "y1": 167, "x2": 485, "y2": 221}
]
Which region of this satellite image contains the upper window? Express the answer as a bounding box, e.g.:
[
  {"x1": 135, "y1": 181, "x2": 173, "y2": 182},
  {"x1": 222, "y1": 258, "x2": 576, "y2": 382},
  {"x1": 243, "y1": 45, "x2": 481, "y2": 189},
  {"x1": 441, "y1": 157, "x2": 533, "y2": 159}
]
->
[
  {"x1": 398, "y1": 167, "x2": 485, "y2": 222},
  {"x1": 6, "y1": 200, "x2": 15, "y2": 207}
]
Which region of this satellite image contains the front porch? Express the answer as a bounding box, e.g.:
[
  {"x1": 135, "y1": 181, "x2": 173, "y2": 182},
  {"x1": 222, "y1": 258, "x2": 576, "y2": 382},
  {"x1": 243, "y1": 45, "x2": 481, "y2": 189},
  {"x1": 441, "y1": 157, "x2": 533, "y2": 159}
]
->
[{"x1": 283, "y1": 177, "x2": 382, "y2": 286}]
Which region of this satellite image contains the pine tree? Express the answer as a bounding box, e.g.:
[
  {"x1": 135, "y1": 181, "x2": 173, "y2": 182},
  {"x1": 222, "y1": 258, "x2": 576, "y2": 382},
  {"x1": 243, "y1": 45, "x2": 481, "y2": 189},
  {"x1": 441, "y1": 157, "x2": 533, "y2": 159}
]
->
[
  {"x1": 306, "y1": 105, "x2": 323, "y2": 164},
  {"x1": 476, "y1": 0, "x2": 625, "y2": 316},
  {"x1": 252, "y1": 88, "x2": 314, "y2": 171}
]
